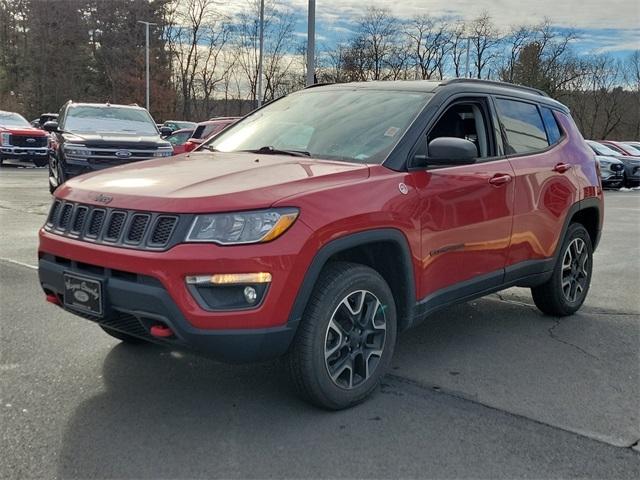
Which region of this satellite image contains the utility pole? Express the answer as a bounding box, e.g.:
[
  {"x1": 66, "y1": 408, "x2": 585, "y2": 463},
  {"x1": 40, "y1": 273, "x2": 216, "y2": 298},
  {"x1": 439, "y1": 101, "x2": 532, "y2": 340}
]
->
[
  {"x1": 306, "y1": 0, "x2": 316, "y2": 86},
  {"x1": 464, "y1": 36, "x2": 471, "y2": 79},
  {"x1": 257, "y1": 0, "x2": 265, "y2": 107},
  {"x1": 137, "y1": 21, "x2": 156, "y2": 112}
]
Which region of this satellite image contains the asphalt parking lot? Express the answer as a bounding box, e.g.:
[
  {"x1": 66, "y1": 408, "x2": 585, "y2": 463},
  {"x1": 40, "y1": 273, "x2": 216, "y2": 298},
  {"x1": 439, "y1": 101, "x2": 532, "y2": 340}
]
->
[{"x1": 1, "y1": 164, "x2": 639, "y2": 478}]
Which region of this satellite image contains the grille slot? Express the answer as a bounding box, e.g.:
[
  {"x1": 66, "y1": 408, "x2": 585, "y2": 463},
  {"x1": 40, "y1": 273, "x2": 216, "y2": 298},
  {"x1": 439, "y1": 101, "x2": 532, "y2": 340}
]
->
[
  {"x1": 58, "y1": 204, "x2": 73, "y2": 230},
  {"x1": 71, "y1": 206, "x2": 88, "y2": 233},
  {"x1": 87, "y1": 209, "x2": 106, "y2": 237},
  {"x1": 126, "y1": 214, "x2": 150, "y2": 243},
  {"x1": 47, "y1": 200, "x2": 61, "y2": 225},
  {"x1": 150, "y1": 216, "x2": 177, "y2": 246},
  {"x1": 44, "y1": 201, "x2": 180, "y2": 250},
  {"x1": 104, "y1": 211, "x2": 127, "y2": 241}
]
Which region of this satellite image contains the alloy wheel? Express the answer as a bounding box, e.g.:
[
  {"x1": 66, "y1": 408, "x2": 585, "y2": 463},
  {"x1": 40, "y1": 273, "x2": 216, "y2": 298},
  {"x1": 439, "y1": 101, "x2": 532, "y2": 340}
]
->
[
  {"x1": 561, "y1": 237, "x2": 589, "y2": 303},
  {"x1": 324, "y1": 290, "x2": 387, "y2": 389}
]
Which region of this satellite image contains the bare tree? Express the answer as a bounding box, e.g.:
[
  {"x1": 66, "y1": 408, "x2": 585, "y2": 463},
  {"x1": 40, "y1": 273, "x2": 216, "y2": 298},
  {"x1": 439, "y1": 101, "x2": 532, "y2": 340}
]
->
[
  {"x1": 468, "y1": 12, "x2": 501, "y2": 79},
  {"x1": 448, "y1": 21, "x2": 467, "y2": 78},
  {"x1": 355, "y1": 7, "x2": 399, "y2": 80},
  {"x1": 405, "y1": 16, "x2": 450, "y2": 80}
]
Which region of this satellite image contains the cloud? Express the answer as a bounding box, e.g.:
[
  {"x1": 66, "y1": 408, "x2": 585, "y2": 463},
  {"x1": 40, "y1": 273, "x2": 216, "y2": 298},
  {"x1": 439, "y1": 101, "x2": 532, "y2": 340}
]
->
[{"x1": 219, "y1": 0, "x2": 639, "y2": 53}]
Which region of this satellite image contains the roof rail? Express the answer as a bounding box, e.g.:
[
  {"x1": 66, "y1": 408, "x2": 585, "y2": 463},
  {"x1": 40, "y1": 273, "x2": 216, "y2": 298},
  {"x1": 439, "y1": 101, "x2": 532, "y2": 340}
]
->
[
  {"x1": 442, "y1": 78, "x2": 549, "y2": 97},
  {"x1": 304, "y1": 82, "x2": 335, "y2": 89}
]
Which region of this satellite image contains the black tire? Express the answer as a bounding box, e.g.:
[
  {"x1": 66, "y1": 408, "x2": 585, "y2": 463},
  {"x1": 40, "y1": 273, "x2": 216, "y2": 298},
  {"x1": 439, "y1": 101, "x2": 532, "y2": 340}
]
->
[
  {"x1": 33, "y1": 157, "x2": 47, "y2": 168},
  {"x1": 100, "y1": 325, "x2": 146, "y2": 344},
  {"x1": 531, "y1": 223, "x2": 593, "y2": 316},
  {"x1": 48, "y1": 155, "x2": 64, "y2": 194},
  {"x1": 287, "y1": 261, "x2": 397, "y2": 410}
]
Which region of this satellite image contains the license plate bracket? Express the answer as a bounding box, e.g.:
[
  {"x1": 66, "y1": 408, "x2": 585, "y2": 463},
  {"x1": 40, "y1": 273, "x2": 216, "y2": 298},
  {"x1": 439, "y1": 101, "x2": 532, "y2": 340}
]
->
[{"x1": 63, "y1": 272, "x2": 104, "y2": 317}]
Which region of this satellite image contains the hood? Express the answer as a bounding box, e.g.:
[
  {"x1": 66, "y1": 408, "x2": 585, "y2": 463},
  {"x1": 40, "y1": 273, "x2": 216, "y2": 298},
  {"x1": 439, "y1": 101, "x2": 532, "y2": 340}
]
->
[
  {"x1": 63, "y1": 132, "x2": 169, "y2": 148},
  {"x1": 59, "y1": 151, "x2": 370, "y2": 213},
  {"x1": 1, "y1": 126, "x2": 47, "y2": 136}
]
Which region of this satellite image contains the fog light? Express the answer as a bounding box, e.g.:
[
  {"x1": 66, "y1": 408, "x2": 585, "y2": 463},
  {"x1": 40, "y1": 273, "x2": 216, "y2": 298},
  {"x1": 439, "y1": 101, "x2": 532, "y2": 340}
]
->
[{"x1": 244, "y1": 286, "x2": 258, "y2": 304}]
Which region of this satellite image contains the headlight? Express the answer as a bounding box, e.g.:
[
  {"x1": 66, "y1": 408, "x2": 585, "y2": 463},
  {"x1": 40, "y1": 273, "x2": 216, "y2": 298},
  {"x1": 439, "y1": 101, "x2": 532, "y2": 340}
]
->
[
  {"x1": 63, "y1": 143, "x2": 88, "y2": 157},
  {"x1": 598, "y1": 159, "x2": 612, "y2": 167},
  {"x1": 186, "y1": 208, "x2": 299, "y2": 245},
  {"x1": 0, "y1": 133, "x2": 10, "y2": 146}
]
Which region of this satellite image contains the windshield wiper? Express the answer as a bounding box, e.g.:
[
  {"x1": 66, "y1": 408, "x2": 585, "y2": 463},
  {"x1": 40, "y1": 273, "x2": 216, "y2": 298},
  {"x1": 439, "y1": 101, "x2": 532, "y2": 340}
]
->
[
  {"x1": 241, "y1": 146, "x2": 311, "y2": 157},
  {"x1": 198, "y1": 145, "x2": 220, "y2": 152}
]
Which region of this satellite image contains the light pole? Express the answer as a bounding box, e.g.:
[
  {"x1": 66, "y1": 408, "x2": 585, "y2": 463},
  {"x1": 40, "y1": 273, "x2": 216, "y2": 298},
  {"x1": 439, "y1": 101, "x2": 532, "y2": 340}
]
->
[
  {"x1": 137, "y1": 20, "x2": 156, "y2": 112},
  {"x1": 306, "y1": 0, "x2": 316, "y2": 86},
  {"x1": 257, "y1": 0, "x2": 265, "y2": 107}
]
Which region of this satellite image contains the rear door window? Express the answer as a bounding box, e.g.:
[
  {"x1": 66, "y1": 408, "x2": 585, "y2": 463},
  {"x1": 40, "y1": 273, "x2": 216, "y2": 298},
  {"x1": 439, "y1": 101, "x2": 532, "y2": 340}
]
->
[
  {"x1": 540, "y1": 107, "x2": 562, "y2": 145},
  {"x1": 495, "y1": 98, "x2": 549, "y2": 154}
]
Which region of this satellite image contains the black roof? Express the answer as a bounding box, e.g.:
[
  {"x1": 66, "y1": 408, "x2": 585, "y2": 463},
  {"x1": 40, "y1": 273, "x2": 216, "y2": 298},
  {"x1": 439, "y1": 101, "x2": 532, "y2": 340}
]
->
[{"x1": 306, "y1": 78, "x2": 568, "y2": 113}]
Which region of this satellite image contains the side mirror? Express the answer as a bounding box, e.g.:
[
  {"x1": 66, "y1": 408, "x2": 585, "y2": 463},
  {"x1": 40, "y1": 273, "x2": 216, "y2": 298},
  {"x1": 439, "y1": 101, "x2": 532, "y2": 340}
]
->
[
  {"x1": 43, "y1": 121, "x2": 59, "y2": 133},
  {"x1": 427, "y1": 137, "x2": 477, "y2": 165},
  {"x1": 160, "y1": 126, "x2": 173, "y2": 137}
]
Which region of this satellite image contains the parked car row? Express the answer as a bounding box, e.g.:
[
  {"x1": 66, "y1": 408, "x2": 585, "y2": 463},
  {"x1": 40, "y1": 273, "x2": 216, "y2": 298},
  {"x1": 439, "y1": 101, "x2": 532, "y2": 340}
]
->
[{"x1": 586, "y1": 140, "x2": 640, "y2": 188}]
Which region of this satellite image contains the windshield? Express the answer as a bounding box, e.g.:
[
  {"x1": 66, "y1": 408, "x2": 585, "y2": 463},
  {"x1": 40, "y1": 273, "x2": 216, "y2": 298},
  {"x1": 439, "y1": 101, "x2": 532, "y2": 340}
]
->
[
  {"x1": 587, "y1": 141, "x2": 619, "y2": 157},
  {"x1": 0, "y1": 112, "x2": 30, "y2": 128},
  {"x1": 64, "y1": 106, "x2": 158, "y2": 135},
  {"x1": 207, "y1": 89, "x2": 431, "y2": 164},
  {"x1": 621, "y1": 143, "x2": 640, "y2": 155}
]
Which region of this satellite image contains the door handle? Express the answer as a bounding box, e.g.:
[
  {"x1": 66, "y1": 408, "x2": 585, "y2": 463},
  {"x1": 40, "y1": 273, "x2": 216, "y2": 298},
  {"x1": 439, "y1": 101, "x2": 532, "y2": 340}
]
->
[
  {"x1": 488, "y1": 173, "x2": 512, "y2": 186},
  {"x1": 553, "y1": 163, "x2": 572, "y2": 173}
]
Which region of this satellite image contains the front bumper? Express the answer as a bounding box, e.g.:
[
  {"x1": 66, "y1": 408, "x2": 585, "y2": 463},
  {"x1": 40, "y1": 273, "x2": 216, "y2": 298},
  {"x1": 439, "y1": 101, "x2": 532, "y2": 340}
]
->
[
  {"x1": 1, "y1": 146, "x2": 48, "y2": 159},
  {"x1": 38, "y1": 221, "x2": 316, "y2": 362}
]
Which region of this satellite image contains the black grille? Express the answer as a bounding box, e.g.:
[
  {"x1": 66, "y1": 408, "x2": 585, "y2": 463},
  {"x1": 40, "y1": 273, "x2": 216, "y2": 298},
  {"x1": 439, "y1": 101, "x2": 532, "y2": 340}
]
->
[
  {"x1": 150, "y1": 216, "x2": 177, "y2": 245},
  {"x1": 126, "y1": 214, "x2": 149, "y2": 243},
  {"x1": 104, "y1": 211, "x2": 126, "y2": 241},
  {"x1": 71, "y1": 206, "x2": 88, "y2": 233},
  {"x1": 44, "y1": 201, "x2": 179, "y2": 250},
  {"x1": 87, "y1": 209, "x2": 106, "y2": 237},
  {"x1": 10, "y1": 135, "x2": 47, "y2": 148},
  {"x1": 58, "y1": 204, "x2": 73, "y2": 230}
]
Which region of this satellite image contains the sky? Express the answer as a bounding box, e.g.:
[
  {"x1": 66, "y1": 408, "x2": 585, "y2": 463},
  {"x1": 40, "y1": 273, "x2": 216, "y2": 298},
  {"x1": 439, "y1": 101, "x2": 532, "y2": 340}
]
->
[{"x1": 222, "y1": 0, "x2": 640, "y2": 58}]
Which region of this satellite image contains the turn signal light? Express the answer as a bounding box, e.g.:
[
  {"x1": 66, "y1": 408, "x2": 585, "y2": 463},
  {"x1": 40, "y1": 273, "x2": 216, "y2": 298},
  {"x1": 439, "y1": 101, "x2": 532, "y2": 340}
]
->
[{"x1": 186, "y1": 272, "x2": 272, "y2": 286}]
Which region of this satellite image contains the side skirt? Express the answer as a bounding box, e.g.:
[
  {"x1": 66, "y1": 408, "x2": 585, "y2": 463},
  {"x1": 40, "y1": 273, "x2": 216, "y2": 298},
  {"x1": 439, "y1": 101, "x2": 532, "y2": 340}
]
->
[{"x1": 410, "y1": 258, "x2": 554, "y2": 327}]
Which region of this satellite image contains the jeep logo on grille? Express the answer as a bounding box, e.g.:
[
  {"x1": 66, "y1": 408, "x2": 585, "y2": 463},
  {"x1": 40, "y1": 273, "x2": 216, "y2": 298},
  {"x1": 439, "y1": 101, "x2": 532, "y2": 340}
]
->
[
  {"x1": 115, "y1": 150, "x2": 132, "y2": 158},
  {"x1": 26, "y1": 138, "x2": 36, "y2": 143},
  {"x1": 94, "y1": 193, "x2": 113, "y2": 204}
]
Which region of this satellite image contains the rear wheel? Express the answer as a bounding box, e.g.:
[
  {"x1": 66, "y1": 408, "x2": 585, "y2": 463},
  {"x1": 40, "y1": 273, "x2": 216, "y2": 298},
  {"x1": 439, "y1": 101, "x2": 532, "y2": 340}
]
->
[
  {"x1": 100, "y1": 325, "x2": 146, "y2": 344},
  {"x1": 288, "y1": 262, "x2": 397, "y2": 410},
  {"x1": 531, "y1": 223, "x2": 593, "y2": 316}
]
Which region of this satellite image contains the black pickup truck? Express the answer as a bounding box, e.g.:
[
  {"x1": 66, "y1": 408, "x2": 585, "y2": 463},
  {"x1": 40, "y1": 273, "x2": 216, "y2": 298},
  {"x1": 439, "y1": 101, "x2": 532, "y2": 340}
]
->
[{"x1": 44, "y1": 102, "x2": 173, "y2": 193}]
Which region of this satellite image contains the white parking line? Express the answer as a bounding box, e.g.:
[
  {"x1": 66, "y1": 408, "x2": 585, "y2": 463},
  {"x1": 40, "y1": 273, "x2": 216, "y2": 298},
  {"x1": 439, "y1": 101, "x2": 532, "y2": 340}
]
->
[{"x1": 0, "y1": 257, "x2": 37, "y2": 270}]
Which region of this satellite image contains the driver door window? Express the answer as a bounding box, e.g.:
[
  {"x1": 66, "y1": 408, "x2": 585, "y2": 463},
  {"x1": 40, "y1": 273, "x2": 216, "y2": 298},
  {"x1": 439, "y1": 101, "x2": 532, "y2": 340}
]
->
[{"x1": 415, "y1": 99, "x2": 494, "y2": 166}]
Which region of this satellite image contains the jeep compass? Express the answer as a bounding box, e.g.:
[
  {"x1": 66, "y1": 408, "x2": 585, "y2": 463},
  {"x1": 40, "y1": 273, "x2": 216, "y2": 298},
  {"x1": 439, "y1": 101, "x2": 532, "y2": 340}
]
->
[{"x1": 38, "y1": 79, "x2": 603, "y2": 409}]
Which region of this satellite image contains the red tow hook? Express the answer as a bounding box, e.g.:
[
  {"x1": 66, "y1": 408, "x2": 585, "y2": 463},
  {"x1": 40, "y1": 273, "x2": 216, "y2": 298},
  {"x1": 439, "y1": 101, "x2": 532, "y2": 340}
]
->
[
  {"x1": 45, "y1": 293, "x2": 60, "y2": 306},
  {"x1": 150, "y1": 324, "x2": 174, "y2": 338}
]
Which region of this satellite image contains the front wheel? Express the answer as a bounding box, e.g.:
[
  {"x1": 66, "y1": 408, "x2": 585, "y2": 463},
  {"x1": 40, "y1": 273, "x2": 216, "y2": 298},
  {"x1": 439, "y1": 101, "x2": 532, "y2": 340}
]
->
[
  {"x1": 531, "y1": 223, "x2": 593, "y2": 316},
  {"x1": 48, "y1": 155, "x2": 65, "y2": 194},
  {"x1": 288, "y1": 262, "x2": 397, "y2": 410},
  {"x1": 33, "y1": 157, "x2": 47, "y2": 168}
]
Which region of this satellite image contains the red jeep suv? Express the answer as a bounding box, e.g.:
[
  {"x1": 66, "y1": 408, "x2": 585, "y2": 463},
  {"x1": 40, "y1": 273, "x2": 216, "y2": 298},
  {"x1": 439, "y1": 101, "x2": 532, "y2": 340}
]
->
[{"x1": 38, "y1": 80, "x2": 603, "y2": 409}]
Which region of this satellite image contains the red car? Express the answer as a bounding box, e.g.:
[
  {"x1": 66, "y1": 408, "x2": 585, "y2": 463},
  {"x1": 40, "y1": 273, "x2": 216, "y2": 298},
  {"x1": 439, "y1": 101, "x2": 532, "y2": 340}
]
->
[
  {"x1": 0, "y1": 110, "x2": 49, "y2": 167},
  {"x1": 598, "y1": 140, "x2": 640, "y2": 157},
  {"x1": 38, "y1": 80, "x2": 602, "y2": 409},
  {"x1": 165, "y1": 128, "x2": 195, "y2": 155},
  {"x1": 182, "y1": 117, "x2": 239, "y2": 153}
]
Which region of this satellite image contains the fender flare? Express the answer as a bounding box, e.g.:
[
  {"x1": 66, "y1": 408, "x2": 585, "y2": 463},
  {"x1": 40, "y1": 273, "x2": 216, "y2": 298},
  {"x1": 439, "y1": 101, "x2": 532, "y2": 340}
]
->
[{"x1": 286, "y1": 228, "x2": 416, "y2": 330}]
